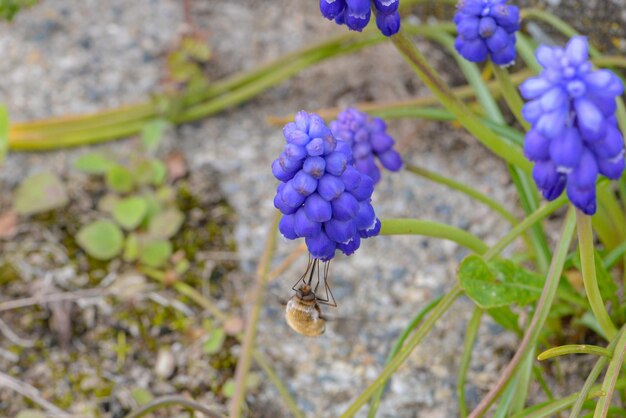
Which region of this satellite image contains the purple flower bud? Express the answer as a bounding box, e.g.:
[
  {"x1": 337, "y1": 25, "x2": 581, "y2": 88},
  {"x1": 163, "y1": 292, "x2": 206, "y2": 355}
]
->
[
  {"x1": 355, "y1": 201, "x2": 377, "y2": 230},
  {"x1": 549, "y1": 127, "x2": 583, "y2": 169},
  {"x1": 292, "y1": 171, "x2": 318, "y2": 196},
  {"x1": 566, "y1": 183, "x2": 596, "y2": 215},
  {"x1": 360, "y1": 218, "x2": 381, "y2": 238},
  {"x1": 344, "y1": 6, "x2": 371, "y2": 32},
  {"x1": 533, "y1": 161, "x2": 566, "y2": 201},
  {"x1": 320, "y1": 0, "x2": 345, "y2": 20},
  {"x1": 373, "y1": 0, "x2": 399, "y2": 13},
  {"x1": 352, "y1": 173, "x2": 375, "y2": 201},
  {"x1": 279, "y1": 214, "x2": 298, "y2": 240},
  {"x1": 303, "y1": 156, "x2": 326, "y2": 179},
  {"x1": 306, "y1": 137, "x2": 325, "y2": 156},
  {"x1": 304, "y1": 193, "x2": 332, "y2": 223},
  {"x1": 454, "y1": 0, "x2": 518, "y2": 65},
  {"x1": 597, "y1": 153, "x2": 625, "y2": 180},
  {"x1": 375, "y1": 11, "x2": 400, "y2": 37},
  {"x1": 325, "y1": 218, "x2": 357, "y2": 243},
  {"x1": 524, "y1": 129, "x2": 550, "y2": 162},
  {"x1": 575, "y1": 98, "x2": 606, "y2": 141},
  {"x1": 284, "y1": 143, "x2": 307, "y2": 161},
  {"x1": 355, "y1": 158, "x2": 381, "y2": 184},
  {"x1": 305, "y1": 231, "x2": 336, "y2": 261},
  {"x1": 294, "y1": 208, "x2": 322, "y2": 238},
  {"x1": 272, "y1": 158, "x2": 296, "y2": 182},
  {"x1": 331, "y1": 192, "x2": 360, "y2": 221},
  {"x1": 274, "y1": 188, "x2": 298, "y2": 215},
  {"x1": 279, "y1": 153, "x2": 303, "y2": 173},
  {"x1": 294, "y1": 111, "x2": 310, "y2": 132},
  {"x1": 282, "y1": 181, "x2": 306, "y2": 208},
  {"x1": 318, "y1": 174, "x2": 345, "y2": 201},
  {"x1": 378, "y1": 149, "x2": 403, "y2": 171},
  {"x1": 569, "y1": 150, "x2": 598, "y2": 190},
  {"x1": 589, "y1": 124, "x2": 624, "y2": 160},
  {"x1": 337, "y1": 234, "x2": 360, "y2": 255},
  {"x1": 325, "y1": 151, "x2": 348, "y2": 176},
  {"x1": 370, "y1": 133, "x2": 394, "y2": 153},
  {"x1": 341, "y1": 165, "x2": 362, "y2": 191}
]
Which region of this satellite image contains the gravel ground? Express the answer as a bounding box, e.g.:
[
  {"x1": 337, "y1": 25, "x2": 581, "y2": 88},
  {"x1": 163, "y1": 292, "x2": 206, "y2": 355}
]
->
[{"x1": 0, "y1": 1, "x2": 596, "y2": 417}]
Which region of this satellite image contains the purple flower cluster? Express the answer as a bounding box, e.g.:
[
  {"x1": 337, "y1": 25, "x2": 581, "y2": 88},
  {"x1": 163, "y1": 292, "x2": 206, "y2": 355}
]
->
[
  {"x1": 520, "y1": 36, "x2": 625, "y2": 215},
  {"x1": 320, "y1": 0, "x2": 401, "y2": 37},
  {"x1": 453, "y1": 0, "x2": 520, "y2": 66},
  {"x1": 272, "y1": 111, "x2": 381, "y2": 260},
  {"x1": 330, "y1": 108, "x2": 403, "y2": 183}
]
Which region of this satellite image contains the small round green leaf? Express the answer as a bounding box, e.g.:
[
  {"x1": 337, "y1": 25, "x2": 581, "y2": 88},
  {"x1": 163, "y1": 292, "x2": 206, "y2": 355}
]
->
[
  {"x1": 151, "y1": 160, "x2": 167, "y2": 186},
  {"x1": 123, "y1": 233, "x2": 139, "y2": 262},
  {"x1": 74, "y1": 153, "x2": 115, "y2": 174},
  {"x1": 139, "y1": 240, "x2": 172, "y2": 267},
  {"x1": 106, "y1": 165, "x2": 134, "y2": 193},
  {"x1": 202, "y1": 328, "x2": 226, "y2": 355},
  {"x1": 148, "y1": 208, "x2": 184, "y2": 239},
  {"x1": 113, "y1": 197, "x2": 148, "y2": 230},
  {"x1": 13, "y1": 172, "x2": 69, "y2": 216},
  {"x1": 76, "y1": 220, "x2": 124, "y2": 260}
]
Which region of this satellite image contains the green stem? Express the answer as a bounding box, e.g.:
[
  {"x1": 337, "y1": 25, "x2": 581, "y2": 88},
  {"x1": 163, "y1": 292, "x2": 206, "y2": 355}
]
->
[
  {"x1": 577, "y1": 211, "x2": 618, "y2": 341},
  {"x1": 390, "y1": 29, "x2": 532, "y2": 172},
  {"x1": 569, "y1": 340, "x2": 616, "y2": 418},
  {"x1": 367, "y1": 296, "x2": 443, "y2": 418},
  {"x1": 339, "y1": 285, "x2": 463, "y2": 417},
  {"x1": 537, "y1": 345, "x2": 613, "y2": 361},
  {"x1": 483, "y1": 195, "x2": 568, "y2": 261},
  {"x1": 457, "y1": 307, "x2": 483, "y2": 417},
  {"x1": 380, "y1": 219, "x2": 488, "y2": 255},
  {"x1": 491, "y1": 64, "x2": 530, "y2": 131},
  {"x1": 468, "y1": 207, "x2": 577, "y2": 418},
  {"x1": 594, "y1": 326, "x2": 626, "y2": 418},
  {"x1": 229, "y1": 213, "x2": 280, "y2": 418},
  {"x1": 405, "y1": 164, "x2": 519, "y2": 226}
]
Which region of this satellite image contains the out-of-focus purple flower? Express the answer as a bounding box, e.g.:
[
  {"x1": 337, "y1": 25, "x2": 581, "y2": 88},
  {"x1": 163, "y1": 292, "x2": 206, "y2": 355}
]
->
[
  {"x1": 520, "y1": 36, "x2": 625, "y2": 215},
  {"x1": 330, "y1": 107, "x2": 403, "y2": 184},
  {"x1": 273, "y1": 111, "x2": 381, "y2": 260},
  {"x1": 319, "y1": 0, "x2": 400, "y2": 36},
  {"x1": 453, "y1": 0, "x2": 520, "y2": 66}
]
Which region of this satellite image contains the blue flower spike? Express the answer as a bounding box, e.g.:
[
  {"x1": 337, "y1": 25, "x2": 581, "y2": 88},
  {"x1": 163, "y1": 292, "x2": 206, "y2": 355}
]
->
[
  {"x1": 454, "y1": 0, "x2": 520, "y2": 66},
  {"x1": 273, "y1": 111, "x2": 381, "y2": 260},
  {"x1": 520, "y1": 36, "x2": 625, "y2": 215},
  {"x1": 330, "y1": 107, "x2": 403, "y2": 184},
  {"x1": 319, "y1": 0, "x2": 400, "y2": 37}
]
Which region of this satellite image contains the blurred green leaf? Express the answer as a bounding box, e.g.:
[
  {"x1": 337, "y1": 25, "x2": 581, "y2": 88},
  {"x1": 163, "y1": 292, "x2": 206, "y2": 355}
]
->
[
  {"x1": 148, "y1": 208, "x2": 184, "y2": 239},
  {"x1": 203, "y1": 328, "x2": 226, "y2": 355},
  {"x1": 0, "y1": 105, "x2": 8, "y2": 165},
  {"x1": 76, "y1": 220, "x2": 124, "y2": 260},
  {"x1": 156, "y1": 185, "x2": 175, "y2": 203},
  {"x1": 13, "y1": 172, "x2": 68, "y2": 216},
  {"x1": 74, "y1": 153, "x2": 115, "y2": 174},
  {"x1": 133, "y1": 159, "x2": 154, "y2": 185},
  {"x1": 106, "y1": 165, "x2": 134, "y2": 193},
  {"x1": 113, "y1": 196, "x2": 148, "y2": 230},
  {"x1": 131, "y1": 387, "x2": 154, "y2": 406},
  {"x1": 139, "y1": 240, "x2": 172, "y2": 267},
  {"x1": 487, "y1": 306, "x2": 521, "y2": 334},
  {"x1": 151, "y1": 160, "x2": 167, "y2": 186},
  {"x1": 123, "y1": 233, "x2": 139, "y2": 262},
  {"x1": 0, "y1": 0, "x2": 37, "y2": 21},
  {"x1": 221, "y1": 378, "x2": 235, "y2": 398},
  {"x1": 141, "y1": 119, "x2": 169, "y2": 154},
  {"x1": 459, "y1": 255, "x2": 544, "y2": 309}
]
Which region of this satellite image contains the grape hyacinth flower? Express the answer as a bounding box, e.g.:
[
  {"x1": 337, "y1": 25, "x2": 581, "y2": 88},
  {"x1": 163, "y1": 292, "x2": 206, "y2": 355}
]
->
[
  {"x1": 320, "y1": 0, "x2": 401, "y2": 37},
  {"x1": 453, "y1": 0, "x2": 520, "y2": 66},
  {"x1": 520, "y1": 36, "x2": 625, "y2": 215},
  {"x1": 330, "y1": 107, "x2": 403, "y2": 184},
  {"x1": 272, "y1": 111, "x2": 381, "y2": 260}
]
